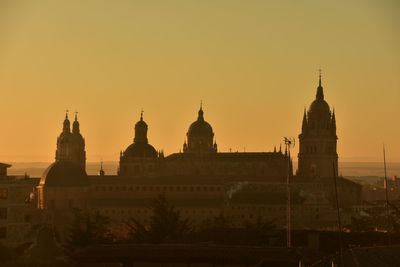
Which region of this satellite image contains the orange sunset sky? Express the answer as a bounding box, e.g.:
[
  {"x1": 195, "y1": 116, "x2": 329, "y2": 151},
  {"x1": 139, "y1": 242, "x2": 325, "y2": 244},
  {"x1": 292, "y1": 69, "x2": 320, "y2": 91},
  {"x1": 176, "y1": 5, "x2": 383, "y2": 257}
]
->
[{"x1": 0, "y1": 1, "x2": 399, "y2": 163}]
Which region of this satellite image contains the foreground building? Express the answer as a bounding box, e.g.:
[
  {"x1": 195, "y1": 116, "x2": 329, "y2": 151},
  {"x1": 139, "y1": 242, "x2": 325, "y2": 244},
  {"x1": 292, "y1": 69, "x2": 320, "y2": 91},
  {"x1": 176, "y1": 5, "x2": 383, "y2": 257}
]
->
[
  {"x1": 0, "y1": 163, "x2": 40, "y2": 246},
  {"x1": 37, "y1": 75, "x2": 362, "y2": 238}
]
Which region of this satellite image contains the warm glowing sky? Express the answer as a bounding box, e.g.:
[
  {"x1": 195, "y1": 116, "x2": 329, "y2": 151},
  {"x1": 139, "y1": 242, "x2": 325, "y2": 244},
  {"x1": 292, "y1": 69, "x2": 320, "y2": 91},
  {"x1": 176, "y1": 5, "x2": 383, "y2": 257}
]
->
[{"x1": 0, "y1": 1, "x2": 399, "y2": 163}]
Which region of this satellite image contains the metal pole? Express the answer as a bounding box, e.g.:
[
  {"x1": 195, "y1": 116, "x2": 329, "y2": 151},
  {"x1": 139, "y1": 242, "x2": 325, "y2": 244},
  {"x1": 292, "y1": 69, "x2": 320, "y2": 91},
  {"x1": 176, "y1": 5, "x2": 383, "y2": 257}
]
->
[
  {"x1": 287, "y1": 148, "x2": 291, "y2": 248},
  {"x1": 332, "y1": 161, "x2": 343, "y2": 265},
  {"x1": 284, "y1": 137, "x2": 292, "y2": 249},
  {"x1": 383, "y1": 145, "x2": 391, "y2": 245}
]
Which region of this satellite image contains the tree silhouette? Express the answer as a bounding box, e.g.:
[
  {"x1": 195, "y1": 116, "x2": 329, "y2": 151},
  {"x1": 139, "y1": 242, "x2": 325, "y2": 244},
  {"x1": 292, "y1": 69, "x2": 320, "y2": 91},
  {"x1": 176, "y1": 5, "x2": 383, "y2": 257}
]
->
[
  {"x1": 198, "y1": 212, "x2": 232, "y2": 231},
  {"x1": 64, "y1": 209, "x2": 112, "y2": 251},
  {"x1": 126, "y1": 195, "x2": 192, "y2": 243}
]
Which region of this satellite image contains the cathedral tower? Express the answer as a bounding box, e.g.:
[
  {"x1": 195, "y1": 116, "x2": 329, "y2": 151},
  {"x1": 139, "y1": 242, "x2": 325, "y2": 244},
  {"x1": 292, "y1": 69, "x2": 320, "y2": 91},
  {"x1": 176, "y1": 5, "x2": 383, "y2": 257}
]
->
[
  {"x1": 55, "y1": 112, "x2": 86, "y2": 170},
  {"x1": 298, "y1": 74, "x2": 338, "y2": 178}
]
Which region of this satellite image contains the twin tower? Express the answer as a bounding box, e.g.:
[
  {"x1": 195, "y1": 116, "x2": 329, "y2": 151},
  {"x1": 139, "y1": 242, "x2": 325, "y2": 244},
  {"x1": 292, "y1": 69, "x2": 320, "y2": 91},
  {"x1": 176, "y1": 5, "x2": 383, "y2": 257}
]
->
[
  {"x1": 53, "y1": 75, "x2": 338, "y2": 179},
  {"x1": 55, "y1": 113, "x2": 86, "y2": 171}
]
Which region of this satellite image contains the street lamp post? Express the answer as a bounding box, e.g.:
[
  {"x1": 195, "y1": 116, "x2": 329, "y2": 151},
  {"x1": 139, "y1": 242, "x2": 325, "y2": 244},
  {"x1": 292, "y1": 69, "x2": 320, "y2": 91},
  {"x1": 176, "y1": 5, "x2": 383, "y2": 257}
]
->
[{"x1": 284, "y1": 137, "x2": 295, "y2": 249}]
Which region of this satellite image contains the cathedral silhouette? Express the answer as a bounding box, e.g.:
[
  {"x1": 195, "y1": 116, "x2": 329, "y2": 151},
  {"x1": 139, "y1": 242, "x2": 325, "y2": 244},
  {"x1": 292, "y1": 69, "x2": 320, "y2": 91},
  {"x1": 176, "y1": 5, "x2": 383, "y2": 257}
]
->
[{"x1": 37, "y1": 75, "x2": 361, "y2": 239}]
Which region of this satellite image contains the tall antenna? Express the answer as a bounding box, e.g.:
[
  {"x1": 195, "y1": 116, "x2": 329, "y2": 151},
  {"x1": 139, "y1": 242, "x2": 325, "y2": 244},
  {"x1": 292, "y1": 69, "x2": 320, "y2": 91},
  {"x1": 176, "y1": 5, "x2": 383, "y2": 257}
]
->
[
  {"x1": 332, "y1": 161, "x2": 343, "y2": 265},
  {"x1": 383, "y1": 144, "x2": 391, "y2": 245},
  {"x1": 284, "y1": 137, "x2": 295, "y2": 248}
]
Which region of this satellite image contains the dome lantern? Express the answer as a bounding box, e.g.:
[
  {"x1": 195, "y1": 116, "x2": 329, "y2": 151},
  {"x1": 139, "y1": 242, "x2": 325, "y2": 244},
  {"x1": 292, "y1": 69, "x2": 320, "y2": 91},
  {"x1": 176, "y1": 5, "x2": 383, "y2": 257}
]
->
[
  {"x1": 134, "y1": 110, "x2": 148, "y2": 144},
  {"x1": 120, "y1": 110, "x2": 157, "y2": 160}
]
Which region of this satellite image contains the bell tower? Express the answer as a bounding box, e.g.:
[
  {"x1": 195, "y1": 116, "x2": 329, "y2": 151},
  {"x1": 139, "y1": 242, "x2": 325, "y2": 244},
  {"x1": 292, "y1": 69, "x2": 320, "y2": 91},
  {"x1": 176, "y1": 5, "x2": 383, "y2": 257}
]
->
[
  {"x1": 55, "y1": 111, "x2": 86, "y2": 170},
  {"x1": 298, "y1": 73, "x2": 338, "y2": 178},
  {"x1": 71, "y1": 112, "x2": 86, "y2": 170}
]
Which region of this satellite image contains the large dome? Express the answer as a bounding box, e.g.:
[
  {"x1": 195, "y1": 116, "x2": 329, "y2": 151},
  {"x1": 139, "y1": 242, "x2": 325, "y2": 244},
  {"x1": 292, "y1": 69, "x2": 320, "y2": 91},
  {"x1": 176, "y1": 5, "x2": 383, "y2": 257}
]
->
[
  {"x1": 188, "y1": 119, "x2": 213, "y2": 137},
  {"x1": 40, "y1": 161, "x2": 88, "y2": 187},
  {"x1": 124, "y1": 142, "x2": 158, "y2": 158},
  {"x1": 187, "y1": 108, "x2": 214, "y2": 137},
  {"x1": 184, "y1": 106, "x2": 217, "y2": 153}
]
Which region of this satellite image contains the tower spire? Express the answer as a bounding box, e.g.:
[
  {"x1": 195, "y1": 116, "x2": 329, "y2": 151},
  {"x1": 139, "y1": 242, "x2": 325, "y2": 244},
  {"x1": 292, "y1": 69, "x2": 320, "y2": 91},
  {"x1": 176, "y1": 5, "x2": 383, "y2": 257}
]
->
[
  {"x1": 63, "y1": 110, "x2": 71, "y2": 133},
  {"x1": 140, "y1": 109, "x2": 144, "y2": 121},
  {"x1": 99, "y1": 161, "x2": 105, "y2": 176},
  {"x1": 198, "y1": 101, "x2": 204, "y2": 121},
  {"x1": 302, "y1": 108, "x2": 307, "y2": 133},
  {"x1": 331, "y1": 108, "x2": 337, "y2": 133},
  {"x1": 319, "y1": 68, "x2": 322, "y2": 87},
  {"x1": 72, "y1": 111, "x2": 80, "y2": 134},
  {"x1": 316, "y1": 69, "x2": 324, "y2": 100}
]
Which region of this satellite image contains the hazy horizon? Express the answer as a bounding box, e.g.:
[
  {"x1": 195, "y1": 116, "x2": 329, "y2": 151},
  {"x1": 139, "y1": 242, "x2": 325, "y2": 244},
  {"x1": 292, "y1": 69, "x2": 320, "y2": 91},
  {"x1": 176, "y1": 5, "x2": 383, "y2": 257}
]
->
[
  {"x1": 0, "y1": 1, "x2": 399, "y2": 162},
  {"x1": 6, "y1": 161, "x2": 400, "y2": 178}
]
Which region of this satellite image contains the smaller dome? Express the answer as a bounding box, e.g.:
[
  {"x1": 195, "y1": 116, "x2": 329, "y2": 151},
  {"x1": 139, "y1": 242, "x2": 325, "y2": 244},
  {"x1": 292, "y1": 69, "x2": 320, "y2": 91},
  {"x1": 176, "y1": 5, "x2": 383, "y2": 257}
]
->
[
  {"x1": 308, "y1": 99, "x2": 332, "y2": 129},
  {"x1": 135, "y1": 111, "x2": 148, "y2": 129},
  {"x1": 133, "y1": 111, "x2": 149, "y2": 144},
  {"x1": 135, "y1": 119, "x2": 148, "y2": 128},
  {"x1": 309, "y1": 98, "x2": 330, "y2": 115},
  {"x1": 124, "y1": 143, "x2": 157, "y2": 158},
  {"x1": 308, "y1": 84, "x2": 331, "y2": 121},
  {"x1": 40, "y1": 161, "x2": 88, "y2": 187}
]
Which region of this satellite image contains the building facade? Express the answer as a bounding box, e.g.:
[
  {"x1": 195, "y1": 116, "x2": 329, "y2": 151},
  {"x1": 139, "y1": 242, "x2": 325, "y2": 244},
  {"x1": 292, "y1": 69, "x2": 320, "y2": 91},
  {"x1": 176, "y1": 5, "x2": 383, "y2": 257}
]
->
[
  {"x1": 0, "y1": 164, "x2": 41, "y2": 247},
  {"x1": 36, "y1": 76, "x2": 362, "y2": 238}
]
